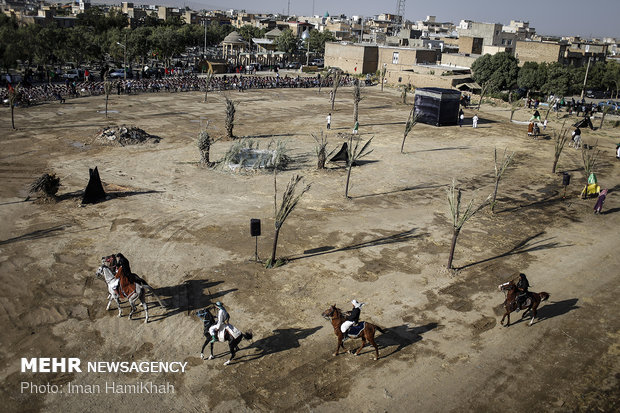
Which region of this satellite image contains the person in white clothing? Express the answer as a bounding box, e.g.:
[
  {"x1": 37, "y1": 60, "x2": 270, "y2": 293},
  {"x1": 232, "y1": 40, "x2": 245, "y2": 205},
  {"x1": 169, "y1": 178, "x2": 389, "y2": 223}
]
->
[
  {"x1": 472, "y1": 114, "x2": 479, "y2": 128},
  {"x1": 209, "y1": 302, "x2": 230, "y2": 343}
]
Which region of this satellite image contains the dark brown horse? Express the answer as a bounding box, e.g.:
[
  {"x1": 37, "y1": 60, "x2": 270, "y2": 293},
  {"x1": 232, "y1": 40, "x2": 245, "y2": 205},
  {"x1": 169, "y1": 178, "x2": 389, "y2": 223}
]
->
[
  {"x1": 498, "y1": 281, "x2": 550, "y2": 327},
  {"x1": 322, "y1": 305, "x2": 385, "y2": 360}
]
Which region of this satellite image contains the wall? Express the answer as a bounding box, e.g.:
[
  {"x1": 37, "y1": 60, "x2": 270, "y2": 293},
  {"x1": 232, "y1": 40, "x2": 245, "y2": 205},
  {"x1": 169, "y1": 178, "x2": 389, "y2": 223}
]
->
[
  {"x1": 514, "y1": 40, "x2": 566, "y2": 65},
  {"x1": 324, "y1": 43, "x2": 378, "y2": 74}
]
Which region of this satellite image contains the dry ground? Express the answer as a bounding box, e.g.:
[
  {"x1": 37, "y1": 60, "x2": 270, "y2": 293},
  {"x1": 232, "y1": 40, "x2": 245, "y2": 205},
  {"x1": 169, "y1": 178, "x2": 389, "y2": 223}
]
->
[{"x1": 0, "y1": 84, "x2": 619, "y2": 412}]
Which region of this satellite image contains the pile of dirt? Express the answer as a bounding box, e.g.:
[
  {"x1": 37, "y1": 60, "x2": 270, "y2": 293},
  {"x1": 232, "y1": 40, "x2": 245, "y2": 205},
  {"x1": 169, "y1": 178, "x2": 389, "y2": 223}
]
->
[{"x1": 95, "y1": 125, "x2": 161, "y2": 146}]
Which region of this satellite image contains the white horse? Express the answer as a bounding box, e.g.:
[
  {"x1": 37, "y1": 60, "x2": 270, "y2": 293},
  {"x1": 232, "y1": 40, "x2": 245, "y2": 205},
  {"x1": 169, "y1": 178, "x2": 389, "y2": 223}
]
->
[{"x1": 95, "y1": 260, "x2": 164, "y2": 323}]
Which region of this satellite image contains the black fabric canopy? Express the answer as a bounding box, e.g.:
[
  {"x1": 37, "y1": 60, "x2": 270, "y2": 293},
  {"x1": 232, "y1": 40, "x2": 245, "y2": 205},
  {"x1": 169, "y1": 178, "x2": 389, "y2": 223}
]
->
[{"x1": 414, "y1": 87, "x2": 461, "y2": 127}]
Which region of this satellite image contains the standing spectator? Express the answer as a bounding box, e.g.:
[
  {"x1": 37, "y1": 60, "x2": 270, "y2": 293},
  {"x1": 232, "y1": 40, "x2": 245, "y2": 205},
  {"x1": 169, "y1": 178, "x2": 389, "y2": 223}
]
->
[
  {"x1": 543, "y1": 119, "x2": 548, "y2": 131},
  {"x1": 326, "y1": 113, "x2": 331, "y2": 130},
  {"x1": 472, "y1": 114, "x2": 479, "y2": 128},
  {"x1": 352, "y1": 121, "x2": 359, "y2": 135},
  {"x1": 458, "y1": 109, "x2": 464, "y2": 127},
  {"x1": 84, "y1": 69, "x2": 90, "y2": 82}
]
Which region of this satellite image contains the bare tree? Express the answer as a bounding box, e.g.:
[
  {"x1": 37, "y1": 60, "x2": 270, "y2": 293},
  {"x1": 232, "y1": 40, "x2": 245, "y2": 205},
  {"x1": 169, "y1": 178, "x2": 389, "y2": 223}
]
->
[
  {"x1": 225, "y1": 97, "x2": 236, "y2": 139},
  {"x1": 446, "y1": 179, "x2": 490, "y2": 269},
  {"x1": 330, "y1": 70, "x2": 342, "y2": 111},
  {"x1": 551, "y1": 124, "x2": 570, "y2": 174},
  {"x1": 598, "y1": 105, "x2": 612, "y2": 130},
  {"x1": 476, "y1": 82, "x2": 490, "y2": 110},
  {"x1": 581, "y1": 141, "x2": 600, "y2": 199},
  {"x1": 197, "y1": 122, "x2": 217, "y2": 167},
  {"x1": 380, "y1": 66, "x2": 387, "y2": 91},
  {"x1": 400, "y1": 84, "x2": 411, "y2": 104},
  {"x1": 104, "y1": 74, "x2": 112, "y2": 118},
  {"x1": 490, "y1": 148, "x2": 515, "y2": 213},
  {"x1": 352, "y1": 79, "x2": 362, "y2": 124},
  {"x1": 509, "y1": 100, "x2": 521, "y2": 122},
  {"x1": 27, "y1": 173, "x2": 60, "y2": 201},
  {"x1": 268, "y1": 174, "x2": 311, "y2": 268},
  {"x1": 345, "y1": 135, "x2": 373, "y2": 198},
  {"x1": 312, "y1": 131, "x2": 329, "y2": 169},
  {"x1": 400, "y1": 106, "x2": 419, "y2": 153},
  {"x1": 7, "y1": 83, "x2": 19, "y2": 129},
  {"x1": 202, "y1": 67, "x2": 214, "y2": 103}
]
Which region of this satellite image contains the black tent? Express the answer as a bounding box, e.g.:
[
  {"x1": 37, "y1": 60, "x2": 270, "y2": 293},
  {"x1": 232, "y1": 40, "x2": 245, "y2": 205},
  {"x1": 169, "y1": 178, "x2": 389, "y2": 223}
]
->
[
  {"x1": 573, "y1": 116, "x2": 594, "y2": 130},
  {"x1": 329, "y1": 142, "x2": 349, "y2": 163},
  {"x1": 82, "y1": 167, "x2": 107, "y2": 204},
  {"x1": 414, "y1": 87, "x2": 461, "y2": 126}
]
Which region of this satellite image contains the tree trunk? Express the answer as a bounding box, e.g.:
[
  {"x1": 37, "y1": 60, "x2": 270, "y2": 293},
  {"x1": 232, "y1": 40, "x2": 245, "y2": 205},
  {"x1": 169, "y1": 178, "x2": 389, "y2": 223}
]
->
[
  {"x1": 317, "y1": 149, "x2": 326, "y2": 169},
  {"x1": 353, "y1": 101, "x2": 359, "y2": 124},
  {"x1": 331, "y1": 95, "x2": 335, "y2": 111},
  {"x1": 447, "y1": 228, "x2": 460, "y2": 269},
  {"x1": 345, "y1": 163, "x2": 353, "y2": 198},
  {"x1": 400, "y1": 134, "x2": 407, "y2": 154},
  {"x1": 491, "y1": 178, "x2": 500, "y2": 213},
  {"x1": 269, "y1": 225, "x2": 281, "y2": 266},
  {"x1": 599, "y1": 111, "x2": 607, "y2": 130},
  {"x1": 11, "y1": 104, "x2": 15, "y2": 130},
  {"x1": 105, "y1": 94, "x2": 109, "y2": 118},
  {"x1": 552, "y1": 157, "x2": 559, "y2": 174}
]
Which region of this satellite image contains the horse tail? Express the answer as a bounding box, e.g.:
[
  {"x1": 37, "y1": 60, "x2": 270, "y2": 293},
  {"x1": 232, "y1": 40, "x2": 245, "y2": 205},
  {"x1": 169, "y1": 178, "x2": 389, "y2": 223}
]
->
[
  {"x1": 539, "y1": 292, "x2": 550, "y2": 302},
  {"x1": 243, "y1": 331, "x2": 253, "y2": 341},
  {"x1": 373, "y1": 324, "x2": 387, "y2": 334},
  {"x1": 142, "y1": 283, "x2": 166, "y2": 308}
]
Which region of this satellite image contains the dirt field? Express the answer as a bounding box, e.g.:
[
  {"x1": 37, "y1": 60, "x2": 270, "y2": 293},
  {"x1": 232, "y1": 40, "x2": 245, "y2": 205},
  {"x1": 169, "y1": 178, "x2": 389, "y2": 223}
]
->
[{"x1": 1, "y1": 83, "x2": 619, "y2": 412}]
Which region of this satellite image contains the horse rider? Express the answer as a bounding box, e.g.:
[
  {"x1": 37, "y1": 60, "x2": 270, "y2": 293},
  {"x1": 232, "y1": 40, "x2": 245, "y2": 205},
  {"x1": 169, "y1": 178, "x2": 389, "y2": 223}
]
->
[
  {"x1": 209, "y1": 302, "x2": 230, "y2": 344},
  {"x1": 341, "y1": 299, "x2": 364, "y2": 336},
  {"x1": 516, "y1": 273, "x2": 530, "y2": 311}
]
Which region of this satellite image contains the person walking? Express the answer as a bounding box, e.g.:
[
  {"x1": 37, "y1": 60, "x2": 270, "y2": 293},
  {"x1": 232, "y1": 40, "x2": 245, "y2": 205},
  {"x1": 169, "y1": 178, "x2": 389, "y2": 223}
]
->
[
  {"x1": 472, "y1": 114, "x2": 479, "y2": 128},
  {"x1": 326, "y1": 113, "x2": 331, "y2": 130},
  {"x1": 352, "y1": 121, "x2": 359, "y2": 135}
]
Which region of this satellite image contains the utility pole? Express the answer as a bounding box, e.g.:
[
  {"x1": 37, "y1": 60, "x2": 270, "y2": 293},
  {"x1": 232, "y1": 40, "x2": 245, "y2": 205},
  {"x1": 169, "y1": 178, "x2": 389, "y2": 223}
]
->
[{"x1": 580, "y1": 56, "x2": 592, "y2": 100}]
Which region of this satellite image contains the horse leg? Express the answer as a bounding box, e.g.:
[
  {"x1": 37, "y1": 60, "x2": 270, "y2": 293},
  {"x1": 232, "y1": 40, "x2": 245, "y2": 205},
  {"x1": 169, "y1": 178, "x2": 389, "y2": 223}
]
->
[
  {"x1": 368, "y1": 333, "x2": 380, "y2": 360},
  {"x1": 115, "y1": 296, "x2": 122, "y2": 318},
  {"x1": 334, "y1": 335, "x2": 343, "y2": 356},
  {"x1": 142, "y1": 298, "x2": 149, "y2": 324},
  {"x1": 355, "y1": 336, "x2": 367, "y2": 356},
  {"x1": 106, "y1": 294, "x2": 112, "y2": 311},
  {"x1": 224, "y1": 337, "x2": 240, "y2": 366},
  {"x1": 128, "y1": 296, "x2": 136, "y2": 320},
  {"x1": 200, "y1": 337, "x2": 209, "y2": 359},
  {"x1": 528, "y1": 301, "x2": 539, "y2": 326},
  {"x1": 209, "y1": 342, "x2": 214, "y2": 360}
]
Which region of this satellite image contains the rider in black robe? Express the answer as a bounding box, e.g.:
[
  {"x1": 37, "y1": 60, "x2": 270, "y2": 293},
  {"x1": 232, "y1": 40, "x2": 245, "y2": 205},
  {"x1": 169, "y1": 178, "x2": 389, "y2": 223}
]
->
[{"x1": 516, "y1": 273, "x2": 530, "y2": 310}]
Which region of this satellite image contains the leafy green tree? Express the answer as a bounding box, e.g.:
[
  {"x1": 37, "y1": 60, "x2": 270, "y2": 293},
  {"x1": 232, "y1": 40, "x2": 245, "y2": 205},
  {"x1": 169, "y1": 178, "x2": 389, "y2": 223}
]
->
[
  {"x1": 275, "y1": 28, "x2": 298, "y2": 55},
  {"x1": 471, "y1": 52, "x2": 519, "y2": 94},
  {"x1": 541, "y1": 63, "x2": 571, "y2": 96},
  {"x1": 238, "y1": 25, "x2": 265, "y2": 43},
  {"x1": 517, "y1": 61, "x2": 544, "y2": 99},
  {"x1": 308, "y1": 29, "x2": 335, "y2": 54},
  {"x1": 601, "y1": 60, "x2": 620, "y2": 98},
  {"x1": 0, "y1": 15, "x2": 20, "y2": 70}
]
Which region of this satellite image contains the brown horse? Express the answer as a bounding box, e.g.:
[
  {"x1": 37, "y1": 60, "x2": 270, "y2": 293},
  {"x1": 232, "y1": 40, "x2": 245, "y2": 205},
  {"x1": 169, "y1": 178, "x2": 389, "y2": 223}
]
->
[
  {"x1": 498, "y1": 281, "x2": 550, "y2": 327},
  {"x1": 322, "y1": 305, "x2": 385, "y2": 360}
]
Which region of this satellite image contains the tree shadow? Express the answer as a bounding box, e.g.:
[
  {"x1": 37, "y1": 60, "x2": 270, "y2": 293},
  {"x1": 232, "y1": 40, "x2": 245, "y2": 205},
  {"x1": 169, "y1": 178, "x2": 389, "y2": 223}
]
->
[
  {"x1": 150, "y1": 279, "x2": 237, "y2": 321},
  {"x1": 457, "y1": 232, "x2": 571, "y2": 270},
  {"x1": 408, "y1": 146, "x2": 471, "y2": 154},
  {"x1": 56, "y1": 189, "x2": 163, "y2": 203},
  {"x1": 496, "y1": 191, "x2": 562, "y2": 214},
  {"x1": 227, "y1": 326, "x2": 323, "y2": 363},
  {"x1": 288, "y1": 228, "x2": 426, "y2": 261},
  {"x1": 0, "y1": 225, "x2": 67, "y2": 245},
  {"x1": 351, "y1": 183, "x2": 445, "y2": 199},
  {"x1": 359, "y1": 121, "x2": 407, "y2": 127}
]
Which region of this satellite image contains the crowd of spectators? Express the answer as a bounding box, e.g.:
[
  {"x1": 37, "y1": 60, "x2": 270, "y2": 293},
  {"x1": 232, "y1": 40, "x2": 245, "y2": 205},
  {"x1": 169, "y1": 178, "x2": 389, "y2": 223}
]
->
[{"x1": 1, "y1": 73, "x2": 356, "y2": 107}]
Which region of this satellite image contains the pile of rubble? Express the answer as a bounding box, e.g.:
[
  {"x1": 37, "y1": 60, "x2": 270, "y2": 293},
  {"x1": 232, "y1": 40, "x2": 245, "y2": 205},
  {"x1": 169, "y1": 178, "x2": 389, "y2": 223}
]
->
[{"x1": 95, "y1": 125, "x2": 160, "y2": 146}]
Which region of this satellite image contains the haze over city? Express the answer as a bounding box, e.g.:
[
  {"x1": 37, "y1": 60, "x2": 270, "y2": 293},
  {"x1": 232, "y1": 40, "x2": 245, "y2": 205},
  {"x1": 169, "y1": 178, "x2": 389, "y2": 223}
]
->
[{"x1": 94, "y1": 0, "x2": 620, "y2": 39}]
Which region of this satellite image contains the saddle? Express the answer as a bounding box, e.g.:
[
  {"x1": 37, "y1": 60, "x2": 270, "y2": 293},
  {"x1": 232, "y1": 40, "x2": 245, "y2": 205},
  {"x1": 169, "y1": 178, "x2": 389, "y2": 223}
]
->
[
  {"x1": 346, "y1": 322, "x2": 365, "y2": 338},
  {"x1": 217, "y1": 324, "x2": 241, "y2": 342}
]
